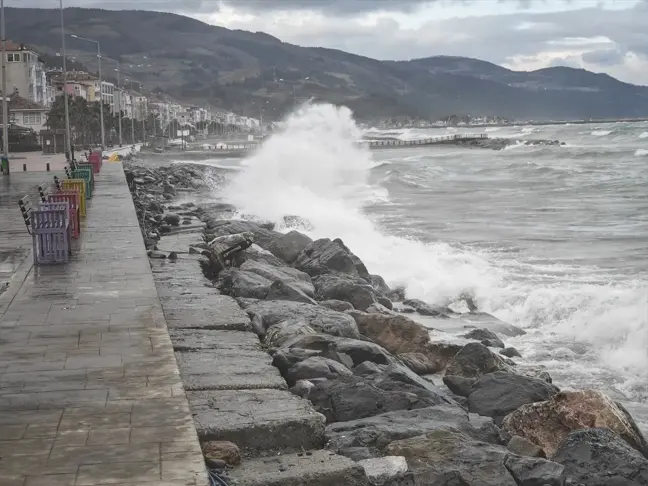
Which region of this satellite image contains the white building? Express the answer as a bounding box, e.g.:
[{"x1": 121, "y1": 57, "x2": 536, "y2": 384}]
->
[
  {"x1": 101, "y1": 81, "x2": 115, "y2": 112},
  {"x1": 5, "y1": 41, "x2": 48, "y2": 106}
]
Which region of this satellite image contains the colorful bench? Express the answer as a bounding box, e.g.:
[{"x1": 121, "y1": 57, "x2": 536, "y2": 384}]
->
[
  {"x1": 65, "y1": 166, "x2": 93, "y2": 198},
  {"x1": 39, "y1": 183, "x2": 81, "y2": 239},
  {"x1": 55, "y1": 176, "x2": 86, "y2": 217},
  {"x1": 19, "y1": 195, "x2": 71, "y2": 265}
]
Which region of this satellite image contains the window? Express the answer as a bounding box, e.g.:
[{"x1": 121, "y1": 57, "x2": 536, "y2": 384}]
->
[
  {"x1": 7, "y1": 53, "x2": 21, "y2": 62},
  {"x1": 23, "y1": 113, "x2": 42, "y2": 125},
  {"x1": 9, "y1": 113, "x2": 16, "y2": 123}
]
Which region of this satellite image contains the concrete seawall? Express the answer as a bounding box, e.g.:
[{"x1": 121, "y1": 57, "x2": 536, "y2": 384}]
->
[{"x1": 149, "y1": 229, "x2": 368, "y2": 485}]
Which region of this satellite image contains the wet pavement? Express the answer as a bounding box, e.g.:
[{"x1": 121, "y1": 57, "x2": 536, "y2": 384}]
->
[{"x1": 0, "y1": 163, "x2": 208, "y2": 485}]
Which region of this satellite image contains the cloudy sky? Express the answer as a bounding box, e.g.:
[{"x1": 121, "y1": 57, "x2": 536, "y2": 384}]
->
[{"x1": 12, "y1": 0, "x2": 648, "y2": 85}]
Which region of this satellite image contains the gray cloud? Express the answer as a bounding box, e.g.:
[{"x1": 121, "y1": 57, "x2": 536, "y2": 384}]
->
[
  {"x1": 10, "y1": 0, "x2": 436, "y2": 14},
  {"x1": 581, "y1": 48, "x2": 625, "y2": 66}
]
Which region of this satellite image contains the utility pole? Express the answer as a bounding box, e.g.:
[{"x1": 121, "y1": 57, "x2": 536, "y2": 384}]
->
[
  {"x1": 60, "y1": 0, "x2": 72, "y2": 158},
  {"x1": 1, "y1": 0, "x2": 8, "y2": 167}
]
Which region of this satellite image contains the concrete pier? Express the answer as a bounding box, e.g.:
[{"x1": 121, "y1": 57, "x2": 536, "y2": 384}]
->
[
  {"x1": 363, "y1": 133, "x2": 489, "y2": 149},
  {"x1": 0, "y1": 164, "x2": 207, "y2": 485}
]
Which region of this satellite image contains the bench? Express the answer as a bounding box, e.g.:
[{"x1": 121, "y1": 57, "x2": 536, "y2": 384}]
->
[
  {"x1": 65, "y1": 165, "x2": 94, "y2": 198},
  {"x1": 54, "y1": 176, "x2": 86, "y2": 217},
  {"x1": 19, "y1": 195, "x2": 71, "y2": 265},
  {"x1": 39, "y1": 183, "x2": 81, "y2": 239}
]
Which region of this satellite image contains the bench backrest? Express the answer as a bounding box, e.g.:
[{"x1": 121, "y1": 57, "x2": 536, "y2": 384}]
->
[
  {"x1": 18, "y1": 195, "x2": 32, "y2": 234},
  {"x1": 61, "y1": 179, "x2": 85, "y2": 196},
  {"x1": 32, "y1": 207, "x2": 67, "y2": 230},
  {"x1": 48, "y1": 192, "x2": 79, "y2": 210},
  {"x1": 38, "y1": 183, "x2": 51, "y2": 203}
]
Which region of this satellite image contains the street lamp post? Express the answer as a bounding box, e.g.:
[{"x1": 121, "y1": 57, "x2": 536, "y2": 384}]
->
[
  {"x1": 110, "y1": 63, "x2": 121, "y2": 146},
  {"x1": 1, "y1": 0, "x2": 8, "y2": 163},
  {"x1": 60, "y1": 0, "x2": 72, "y2": 158},
  {"x1": 125, "y1": 78, "x2": 137, "y2": 144},
  {"x1": 71, "y1": 34, "x2": 105, "y2": 148}
]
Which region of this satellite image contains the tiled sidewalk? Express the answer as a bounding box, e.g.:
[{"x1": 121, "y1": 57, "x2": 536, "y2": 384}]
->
[{"x1": 0, "y1": 163, "x2": 208, "y2": 485}]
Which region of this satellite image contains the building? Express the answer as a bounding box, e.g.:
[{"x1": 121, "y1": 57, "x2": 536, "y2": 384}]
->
[
  {"x1": 4, "y1": 41, "x2": 48, "y2": 106},
  {"x1": 49, "y1": 71, "x2": 102, "y2": 105},
  {"x1": 101, "y1": 81, "x2": 115, "y2": 113},
  {"x1": 0, "y1": 91, "x2": 49, "y2": 140}
]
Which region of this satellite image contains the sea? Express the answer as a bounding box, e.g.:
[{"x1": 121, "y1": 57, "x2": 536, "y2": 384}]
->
[{"x1": 179, "y1": 103, "x2": 648, "y2": 431}]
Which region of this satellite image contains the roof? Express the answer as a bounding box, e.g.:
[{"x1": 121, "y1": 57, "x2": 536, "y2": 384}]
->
[
  {"x1": 4, "y1": 40, "x2": 39, "y2": 53},
  {"x1": 0, "y1": 93, "x2": 48, "y2": 113},
  {"x1": 54, "y1": 71, "x2": 99, "y2": 83}
]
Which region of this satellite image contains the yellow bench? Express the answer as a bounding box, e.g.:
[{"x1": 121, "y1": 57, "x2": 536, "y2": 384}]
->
[{"x1": 60, "y1": 179, "x2": 87, "y2": 217}]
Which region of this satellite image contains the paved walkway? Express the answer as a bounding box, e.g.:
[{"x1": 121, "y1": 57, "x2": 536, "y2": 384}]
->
[{"x1": 0, "y1": 163, "x2": 208, "y2": 485}]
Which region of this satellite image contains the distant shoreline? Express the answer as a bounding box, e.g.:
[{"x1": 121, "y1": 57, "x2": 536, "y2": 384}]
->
[{"x1": 400, "y1": 117, "x2": 648, "y2": 130}]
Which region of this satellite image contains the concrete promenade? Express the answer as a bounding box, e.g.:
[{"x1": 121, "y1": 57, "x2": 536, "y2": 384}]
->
[{"x1": 0, "y1": 163, "x2": 207, "y2": 485}]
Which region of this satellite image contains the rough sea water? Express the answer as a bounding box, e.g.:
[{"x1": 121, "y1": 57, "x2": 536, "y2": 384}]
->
[{"x1": 207, "y1": 103, "x2": 648, "y2": 431}]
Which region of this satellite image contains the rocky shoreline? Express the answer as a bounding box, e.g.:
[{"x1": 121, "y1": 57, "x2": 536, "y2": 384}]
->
[{"x1": 125, "y1": 159, "x2": 648, "y2": 485}]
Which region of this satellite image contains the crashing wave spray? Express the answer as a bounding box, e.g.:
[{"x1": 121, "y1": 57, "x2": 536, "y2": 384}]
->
[
  {"x1": 223, "y1": 103, "x2": 648, "y2": 380},
  {"x1": 224, "y1": 103, "x2": 501, "y2": 304}
]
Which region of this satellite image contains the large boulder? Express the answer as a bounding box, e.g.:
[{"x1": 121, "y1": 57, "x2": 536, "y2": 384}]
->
[
  {"x1": 320, "y1": 300, "x2": 355, "y2": 312},
  {"x1": 350, "y1": 311, "x2": 461, "y2": 373},
  {"x1": 358, "y1": 456, "x2": 411, "y2": 486},
  {"x1": 309, "y1": 364, "x2": 453, "y2": 423},
  {"x1": 240, "y1": 259, "x2": 314, "y2": 296},
  {"x1": 263, "y1": 319, "x2": 316, "y2": 348},
  {"x1": 204, "y1": 219, "x2": 281, "y2": 250},
  {"x1": 552, "y1": 428, "x2": 648, "y2": 486},
  {"x1": 269, "y1": 230, "x2": 313, "y2": 264},
  {"x1": 445, "y1": 342, "x2": 510, "y2": 378},
  {"x1": 243, "y1": 300, "x2": 360, "y2": 338},
  {"x1": 326, "y1": 405, "x2": 472, "y2": 457},
  {"x1": 294, "y1": 238, "x2": 360, "y2": 277},
  {"x1": 368, "y1": 274, "x2": 391, "y2": 297},
  {"x1": 461, "y1": 312, "x2": 526, "y2": 338},
  {"x1": 502, "y1": 390, "x2": 648, "y2": 458},
  {"x1": 385, "y1": 429, "x2": 519, "y2": 485},
  {"x1": 333, "y1": 238, "x2": 370, "y2": 279},
  {"x1": 217, "y1": 268, "x2": 271, "y2": 299},
  {"x1": 503, "y1": 455, "x2": 565, "y2": 486},
  {"x1": 266, "y1": 280, "x2": 317, "y2": 305},
  {"x1": 462, "y1": 328, "x2": 505, "y2": 348},
  {"x1": 403, "y1": 298, "x2": 448, "y2": 317},
  {"x1": 280, "y1": 333, "x2": 394, "y2": 369},
  {"x1": 467, "y1": 371, "x2": 560, "y2": 421},
  {"x1": 313, "y1": 273, "x2": 377, "y2": 311},
  {"x1": 285, "y1": 356, "x2": 353, "y2": 385}
]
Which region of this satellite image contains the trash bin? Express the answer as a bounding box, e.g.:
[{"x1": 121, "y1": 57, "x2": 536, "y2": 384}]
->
[{"x1": 0, "y1": 156, "x2": 9, "y2": 175}]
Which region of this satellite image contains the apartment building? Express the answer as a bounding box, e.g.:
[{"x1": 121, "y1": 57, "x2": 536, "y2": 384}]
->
[{"x1": 5, "y1": 41, "x2": 48, "y2": 106}]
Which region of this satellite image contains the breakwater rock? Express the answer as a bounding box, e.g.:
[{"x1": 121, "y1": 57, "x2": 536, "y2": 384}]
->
[{"x1": 127, "y1": 161, "x2": 648, "y2": 485}]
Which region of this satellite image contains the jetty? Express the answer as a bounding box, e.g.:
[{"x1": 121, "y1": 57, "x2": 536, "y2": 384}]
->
[{"x1": 363, "y1": 133, "x2": 488, "y2": 149}]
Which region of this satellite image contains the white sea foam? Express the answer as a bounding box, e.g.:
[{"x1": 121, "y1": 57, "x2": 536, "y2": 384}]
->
[
  {"x1": 223, "y1": 103, "x2": 648, "y2": 384},
  {"x1": 592, "y1": 129, "x2": 613, "y2": 136},
  {"x1": 639, "y1": 132, "x2": 648, "y2": 139},
  {"x1": 485, "y1": 127, "x2": 501, "y2": 132},
  {"x1": 636, "y1": 149, "x2": 648, "y2": 157}
]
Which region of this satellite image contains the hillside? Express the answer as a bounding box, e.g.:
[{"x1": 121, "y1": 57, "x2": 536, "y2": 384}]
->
[{"x1": 7, "y1": 7, "x2": 648, "y2": 121}]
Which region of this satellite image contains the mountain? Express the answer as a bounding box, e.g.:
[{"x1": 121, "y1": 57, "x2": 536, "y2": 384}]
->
[{"x1": 7, "y1": 7, "x2": 648, "y2": 121}]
